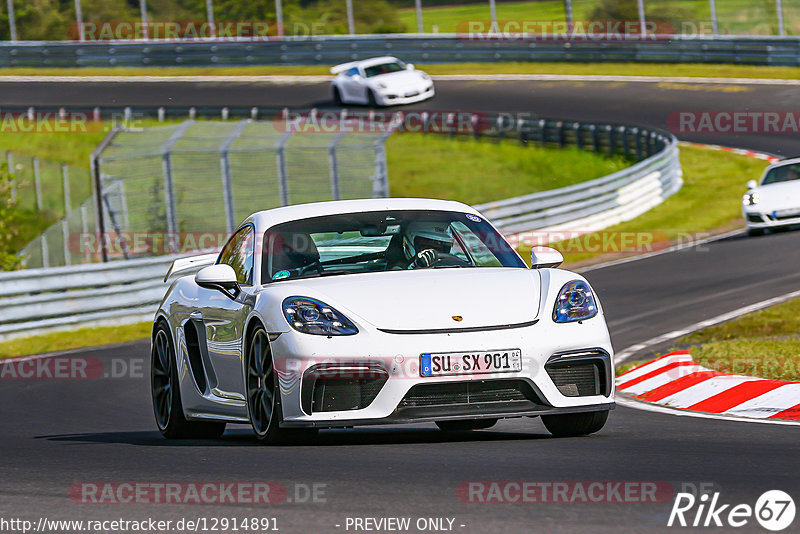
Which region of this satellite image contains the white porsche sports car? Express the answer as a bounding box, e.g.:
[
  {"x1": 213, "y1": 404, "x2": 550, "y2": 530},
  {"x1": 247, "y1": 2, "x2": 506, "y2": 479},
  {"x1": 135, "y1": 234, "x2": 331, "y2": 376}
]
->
[
  {"x1": 330, "y1": 56, "x2": 434, "y2": 107},
  {"x1": 743, "y1": 157, "x2": 800, "y2": 236},
  {"x1": 151, "y1": 199, "x2": 614, "y2": 443}
]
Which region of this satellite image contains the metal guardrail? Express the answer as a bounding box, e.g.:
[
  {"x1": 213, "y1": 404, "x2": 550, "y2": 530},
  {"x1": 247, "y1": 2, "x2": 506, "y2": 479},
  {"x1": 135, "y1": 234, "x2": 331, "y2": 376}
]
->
[
  {"x1": 0, "y1": 255, "x2": 188, "y2": 340},
  {"x1": 474, "y1": 121, "x2": 681, "y2": 235},
  {"x1": 0, "y1": 114, "x2": 681, "y2": 339},
  {"x1": 2, "y1": 34, "x2": 800, "y2": 67}
]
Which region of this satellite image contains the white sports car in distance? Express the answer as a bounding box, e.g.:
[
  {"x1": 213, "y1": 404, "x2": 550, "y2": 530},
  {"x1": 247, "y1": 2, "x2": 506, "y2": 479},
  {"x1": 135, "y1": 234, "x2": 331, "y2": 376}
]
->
[
  {"x1": 151, "y1": 199, "x2": 614, "y2": 444},
  {"x1": 330, "y1": 56, "x2": 434, "y2": 106},
  {"x1": 743, "y1": 157, "x2": 800, "y2": 236}
]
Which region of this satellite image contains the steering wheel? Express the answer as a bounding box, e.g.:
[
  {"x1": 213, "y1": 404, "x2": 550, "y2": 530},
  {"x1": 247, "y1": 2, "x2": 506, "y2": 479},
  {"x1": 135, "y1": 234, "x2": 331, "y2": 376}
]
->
[{"x1": 410, "y1": 250, "x2": 471, "y2": 269}]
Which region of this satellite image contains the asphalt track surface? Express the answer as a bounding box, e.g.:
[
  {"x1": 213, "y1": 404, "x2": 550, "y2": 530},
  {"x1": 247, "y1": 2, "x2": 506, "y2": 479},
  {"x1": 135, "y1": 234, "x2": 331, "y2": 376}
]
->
[{"x1": 2, "y1": 78, "x2": 800, "y2": 533}]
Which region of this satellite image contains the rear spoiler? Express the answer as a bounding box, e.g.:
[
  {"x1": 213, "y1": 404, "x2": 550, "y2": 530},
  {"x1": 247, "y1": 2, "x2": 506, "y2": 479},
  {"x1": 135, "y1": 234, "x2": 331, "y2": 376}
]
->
[
  {"x1": 330, "y1": 61, "x2": 359, "y2": 74},
  {"x1": 163, "y1": 253, "x2": 218, "y2": 282}
]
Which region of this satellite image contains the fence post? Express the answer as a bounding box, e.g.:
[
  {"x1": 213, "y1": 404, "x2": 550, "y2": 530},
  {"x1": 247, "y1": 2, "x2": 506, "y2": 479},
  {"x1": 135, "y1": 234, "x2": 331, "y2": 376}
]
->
[
  {"x1": 574, "y1": 123, "x2": 584, "y2": 150},
  {"x1": 6, "y1": 151, "x2": 15, "y2": 203},
  {"x1": 709, "y1": 0, "x2": 718, "y2": 35},
  {"x1": 276, "y1": 132, "x2": 293, "y2": 206},
  {"x1": 161, "y1": 153, "x2": 178, "y2": 246},
  {"x1": 61, "y1": 164, "x2": 71, "y2": 265},
  {"x1": 6, "y1": 0, "x2": 17, "y2": 41},
  {"x1": 606, "y1": 125, "x2": 615, "y2": 157},
  {"x1": 328, "y1": 133, "x2": 346, "y2": 201},
  {"x1": 415, "y1": 0, "x2": 423, "y2": 33},
  {"x1": 636, "y1": 0, "x2": 646, "y2": 38},
  {"x1": 346, "y1": 0, "x2": 355, "y2": 35},
  {"x1": 90, "y1": 124, "x2": 122, "y2": 262},
  {"x1": 33, "y1": 157, "x2": 43, "y2": 212},
  {"x1": 40, "y1": 235, "x2": 49, "y2": 268},
  {"x1": 218, "y1": 119, "x2": 248, "y2": 232},
  {"x1": 777, "y1": 0, "x2": 786, "y2": 36}
]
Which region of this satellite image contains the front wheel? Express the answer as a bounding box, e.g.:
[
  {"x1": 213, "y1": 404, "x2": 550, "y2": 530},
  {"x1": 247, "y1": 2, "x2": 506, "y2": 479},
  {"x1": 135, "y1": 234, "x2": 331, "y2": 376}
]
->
[
  {"x1": 246, "y1": 326, "x2": 317, "y2": 445},
  {"x1": 151, "y1": 321, "x2": 226, "y2": 439},
  {"x1": 541, "y1": 410, "x2": 608, "y2": 437},
  {"x1": 436, "y1": 419, "x2": 497, "y2": 431},
  {"x1": 366, "y1": 89, "x2": 378, "y2": 107},
  {"x1": 747, "y1": 227, "x2": 765, "y2": 237}
]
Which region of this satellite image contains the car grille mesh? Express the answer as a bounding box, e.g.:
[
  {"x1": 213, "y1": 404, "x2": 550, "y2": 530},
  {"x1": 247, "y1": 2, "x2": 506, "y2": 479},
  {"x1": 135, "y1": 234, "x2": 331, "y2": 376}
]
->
[
  {"x1": 545, "y1": 359, "x2": 603, "y2": 397},
  {"x1": 312, "y1": 377, "x2": 388, "y2": 413},
  {"x1": 399, "y1": 380, "x2": 532, "y2": 408}
]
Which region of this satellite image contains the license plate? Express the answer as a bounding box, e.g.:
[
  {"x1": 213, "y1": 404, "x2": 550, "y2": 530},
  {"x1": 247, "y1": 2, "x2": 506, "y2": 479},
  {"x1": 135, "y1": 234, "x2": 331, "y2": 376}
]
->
[
  {"x1": 420, "y1": 350, "x2": 522, "y2": 377},
  {"x1": 774, "y1": 208, "x2": 800, "y2": 218}
]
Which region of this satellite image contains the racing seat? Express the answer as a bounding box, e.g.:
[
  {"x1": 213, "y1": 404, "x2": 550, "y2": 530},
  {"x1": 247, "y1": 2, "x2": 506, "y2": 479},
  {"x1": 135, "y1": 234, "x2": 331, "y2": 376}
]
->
[{"x1": 263, "y1": 231, "x2": 322, "y2": 280}]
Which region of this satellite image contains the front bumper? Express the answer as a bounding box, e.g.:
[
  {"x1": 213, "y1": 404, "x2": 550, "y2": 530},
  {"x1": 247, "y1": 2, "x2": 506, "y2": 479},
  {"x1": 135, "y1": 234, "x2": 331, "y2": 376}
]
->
[
  {"x1": 377, "y1": 84, "x2": 435, "y2": 106},
  {"x1": 744, "y1": 207, "x2": 800, "y2": 230},
  {"x1": 269, "y1": 318, "x2": 614, "y2": 428}
]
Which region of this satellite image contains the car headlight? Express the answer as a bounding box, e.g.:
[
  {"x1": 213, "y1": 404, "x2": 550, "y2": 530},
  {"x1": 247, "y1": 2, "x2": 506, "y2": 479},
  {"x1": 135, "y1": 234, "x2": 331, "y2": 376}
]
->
[
  {"x1": 283, "y1": 297, "x2": 358, "y2": 336},
  {"x1": 553, "y1": 281, "x2": 598, "y2": 323},
  {"x1": 743, "y1": 191, "x2": 760, "y2": 206}
]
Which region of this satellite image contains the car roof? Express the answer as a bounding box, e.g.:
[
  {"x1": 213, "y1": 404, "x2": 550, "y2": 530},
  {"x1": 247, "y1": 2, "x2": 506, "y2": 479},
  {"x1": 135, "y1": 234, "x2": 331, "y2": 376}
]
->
[
  {"x1": 330, "y1": 56, "x2": 400, "y2": 74},
  {"x1": 243, "y1": 198, "x2": 480, "y2": 230}
]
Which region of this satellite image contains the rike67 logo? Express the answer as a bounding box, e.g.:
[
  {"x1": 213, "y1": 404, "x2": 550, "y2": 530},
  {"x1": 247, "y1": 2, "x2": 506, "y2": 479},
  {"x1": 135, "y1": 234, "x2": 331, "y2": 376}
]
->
[{"x1": 668, "y1": 490, "x2": 796, "y2": 531}]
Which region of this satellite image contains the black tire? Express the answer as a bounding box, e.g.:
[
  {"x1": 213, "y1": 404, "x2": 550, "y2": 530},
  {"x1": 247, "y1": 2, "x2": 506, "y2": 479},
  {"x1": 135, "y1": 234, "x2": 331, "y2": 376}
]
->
[
  {"x1": 332, "y1": 86, "x2": 343, "y2": 106},
  {"x1": 246, "y1": 325, "x2": 317, "y2": 445},
  {"x1": 541, "y1": 410, "x2": 608, "y2": 437},
  {"x1": 436, "y1": 419, "x2": 498, "y2": 431},
  {"x1": 151, "y1": 321, "x2": 226, "y2": 439},
  {"x1": 747, "y1": 227, "x2": 765, "y2": 237},
  {"x1": 366, "y1": 89, "x2": 378, "y2": 107}
]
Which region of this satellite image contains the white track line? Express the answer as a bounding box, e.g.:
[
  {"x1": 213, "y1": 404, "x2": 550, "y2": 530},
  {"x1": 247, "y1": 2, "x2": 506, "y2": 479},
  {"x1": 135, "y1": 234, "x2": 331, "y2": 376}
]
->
[
  {"x1": 616, "y1": 394, "x2": 800, "y2": 427},
  {"x1": 614, "y1": 288, "x2": 800, "y2": 364}
]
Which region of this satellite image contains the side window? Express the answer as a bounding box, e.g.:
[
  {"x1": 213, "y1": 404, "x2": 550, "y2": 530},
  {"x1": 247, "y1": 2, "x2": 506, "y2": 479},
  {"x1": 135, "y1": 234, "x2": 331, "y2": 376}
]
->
[
  {"x1": 346, "y1": 67, "x2": 359, "y2": 78},
  {"x1": 451, "y1": 222, "x2": 503, "y2": 267},
  {"x1": 218, "y1": 226, "x2": 255, "y2": 285}
]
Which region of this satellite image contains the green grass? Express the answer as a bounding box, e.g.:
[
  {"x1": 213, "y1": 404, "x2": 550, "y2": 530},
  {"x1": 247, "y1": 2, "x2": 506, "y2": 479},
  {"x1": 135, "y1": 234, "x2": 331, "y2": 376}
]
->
[
  {"x1": 521, "y1": 144, "x2": 769, "y2": 267},
  {"x1": 669, "y1": 297, "x2": 800, "y2": 381},
  {"x1": 4, "y1": 62, "x2": 800, "y2": 79},
  {"x1": 0, "y1": 322, "x2": 152, "y2": 358},
  {"x1": 386, "y1": 132, "x2": 632, "y2": 204},
  {"x1": 398, "y1": 0, "x2": 800, "y2": 36}
]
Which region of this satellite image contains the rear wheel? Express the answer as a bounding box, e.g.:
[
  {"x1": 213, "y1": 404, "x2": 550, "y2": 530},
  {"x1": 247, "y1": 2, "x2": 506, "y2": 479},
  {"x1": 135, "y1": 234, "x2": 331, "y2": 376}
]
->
[
  {"x1": 332, "y1": 86, "x2": 343, "y2": 106},
  {"x1": 541, "y1": 410, "x2": 608, "y2": 437},
  {"x1": 246, "y1": 326, "x2": 317, "y2": 444},
  {"x1": 436, "y1": 419, "x2": 497, "y2": 431},
  {"x1": 151, "y1": 321, "x2": 226, "y2": 439}
]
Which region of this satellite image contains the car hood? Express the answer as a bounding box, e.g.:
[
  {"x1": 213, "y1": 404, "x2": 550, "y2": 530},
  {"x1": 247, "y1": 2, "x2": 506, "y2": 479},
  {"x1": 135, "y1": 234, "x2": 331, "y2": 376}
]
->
[
  {"x1": 369, "y1": 70, "x2": 429, "y2": 90},
  {"x1": 754, "y1": 181, "x2": 800, "y2": 210},
  {"x1": 287, "y1": 268, "x2": 541, "y2": 331}
]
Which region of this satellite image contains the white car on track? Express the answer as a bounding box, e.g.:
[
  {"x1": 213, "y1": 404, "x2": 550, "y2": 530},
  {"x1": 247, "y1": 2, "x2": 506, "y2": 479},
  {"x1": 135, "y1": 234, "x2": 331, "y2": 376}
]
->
[
  {"x1": 151, "y1": 198, "x2": 614, "y2": 444},
  {"x1": 743, "y1": 157, "x2": 800, "y2": 236},
  {"x1": 330, "y1": 56, "x2": 435, "y2": 107}
]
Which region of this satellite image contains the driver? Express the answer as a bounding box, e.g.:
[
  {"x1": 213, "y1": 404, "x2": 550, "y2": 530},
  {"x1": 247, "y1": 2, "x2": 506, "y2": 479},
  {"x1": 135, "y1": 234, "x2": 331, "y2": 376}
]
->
[{"x1": 402, "y1": 221, "x2": 454, "y2": 268}]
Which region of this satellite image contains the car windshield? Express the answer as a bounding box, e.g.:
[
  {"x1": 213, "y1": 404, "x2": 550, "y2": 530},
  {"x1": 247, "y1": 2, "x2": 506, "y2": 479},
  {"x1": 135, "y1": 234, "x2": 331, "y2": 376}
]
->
[
  {"x1": 261, "y1": 210, "x2": 526, "y2": 283},
  {"x1": 363, "y1": 62, "x2": 405, "y2": 78},
  {"x1": 762, "y1": 163, "x2": 800, "y2": 185}
]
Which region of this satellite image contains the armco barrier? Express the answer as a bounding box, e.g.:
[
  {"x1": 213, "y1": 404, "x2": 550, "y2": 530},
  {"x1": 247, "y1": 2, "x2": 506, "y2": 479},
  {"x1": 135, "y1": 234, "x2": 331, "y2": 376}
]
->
[
  {"x1": 0, "y1": 115, "x2": 681, "y2": 339},
  {"x1": 0, "y1": 255, "x2": 183, "y2": 340},
  {"x1": 2, "y1": 34, "x2": 800, "y2": 67}
]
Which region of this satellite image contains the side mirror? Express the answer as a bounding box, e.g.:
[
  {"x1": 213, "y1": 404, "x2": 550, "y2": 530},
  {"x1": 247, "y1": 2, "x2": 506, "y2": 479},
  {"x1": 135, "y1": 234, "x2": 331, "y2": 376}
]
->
[
  {"x1": 746, "y1": 180, "x2": 758, "y2": 190},
  {"x1": 406, "y1": 63, "x2": 415, "y2": 70},
  {"x1": 530, "y1": 246, "x2": 564, "y2": 269},
  {"x1": 195, "y1": 264, "x2": 240, "y2": 299}
]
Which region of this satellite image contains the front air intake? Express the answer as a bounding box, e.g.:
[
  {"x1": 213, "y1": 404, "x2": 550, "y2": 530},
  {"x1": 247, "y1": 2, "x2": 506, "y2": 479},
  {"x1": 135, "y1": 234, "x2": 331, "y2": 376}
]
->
[{"x1": 545, "y1": 351, "x2": 611, "y2": 397}]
